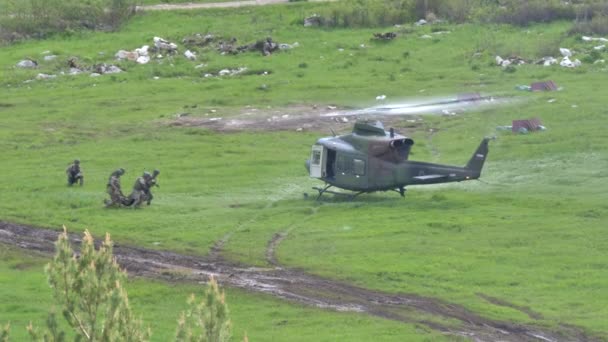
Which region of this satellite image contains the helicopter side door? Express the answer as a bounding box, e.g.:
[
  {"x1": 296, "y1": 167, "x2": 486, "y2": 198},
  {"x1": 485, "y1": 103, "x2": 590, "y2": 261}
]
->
[{"x1": 309, "y1": 145, "x2": 327, "y2": 178}]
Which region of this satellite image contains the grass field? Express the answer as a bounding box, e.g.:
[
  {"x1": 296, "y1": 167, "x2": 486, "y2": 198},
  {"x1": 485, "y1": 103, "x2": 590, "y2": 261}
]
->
[{"x1": 0, "y1": 2, "x2": 607, "y2": 340}]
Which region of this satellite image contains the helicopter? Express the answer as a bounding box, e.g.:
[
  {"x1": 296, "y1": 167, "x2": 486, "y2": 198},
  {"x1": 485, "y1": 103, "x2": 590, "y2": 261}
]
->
[{"x1": 305, "y1": 120, "x2": 490, "y2": 199}]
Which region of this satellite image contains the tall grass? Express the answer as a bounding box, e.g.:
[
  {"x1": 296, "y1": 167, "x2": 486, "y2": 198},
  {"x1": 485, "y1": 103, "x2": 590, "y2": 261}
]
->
[{"x1": 0, "y1": 0, "x2": 136, "y2": 43}]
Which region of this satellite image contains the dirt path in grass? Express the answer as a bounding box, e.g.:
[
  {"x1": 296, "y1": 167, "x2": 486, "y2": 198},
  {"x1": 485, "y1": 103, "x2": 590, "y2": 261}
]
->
[
  {"x1": 137, "y1": 0, "x2": 329, "y2": 11},
  {"x1": 0, "y1": 222, "x2": 599, "y2": 342}
]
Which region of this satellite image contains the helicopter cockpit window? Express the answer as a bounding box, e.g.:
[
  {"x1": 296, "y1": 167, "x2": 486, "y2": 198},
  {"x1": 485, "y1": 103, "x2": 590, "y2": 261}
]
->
[
  {"x1": 353, "y1": 159, "x2": 365, "y2": 176},
  {"x1": 312, "y1": 150, "x2": 321, "y2": 165}
]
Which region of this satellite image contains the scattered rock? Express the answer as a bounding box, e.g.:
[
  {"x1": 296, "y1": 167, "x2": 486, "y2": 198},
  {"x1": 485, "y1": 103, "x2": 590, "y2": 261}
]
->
[
  {"x1": 154, "y1": 36, "x2": 178, "y2": 52},
  {"x1": 373, "y1": 32, "x2": 397, "y2": 40},
  {"x1": 36, "y1": 73, "x2": 56, "y2": 80},
  {"x1": 560, "y1": 56, "x2": 581, "y2": 68},
  {"x1": 16, "y1": 59, "x2": 37, "y2": 68},
  {"x1": 184, "y1": 50, "x2": 196, "y2": 60},
  {"x1": 559, "y1": 47, "x2": 572, "y2": 57},
  {"x1": 43, "y1": 55, "x2": 58, "y2": 61},
  {"x1": 304, "y1": 14, "x2": 323, "y2": 27},
  {"x1": 415, "y1": 19, "x2": 427, "y2": 26},
  {"x1": 582, "y1": 35, "x2": 608, "y2": 42}
]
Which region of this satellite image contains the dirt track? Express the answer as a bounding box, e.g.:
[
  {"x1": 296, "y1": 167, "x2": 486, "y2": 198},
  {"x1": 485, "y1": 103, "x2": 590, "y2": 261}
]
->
[
  {"x1": 137, "y1": 0, "x2": 329, "y2": 11},
  {"x1": 1, "y1": 222, "x2": 599, "y2": 341}
]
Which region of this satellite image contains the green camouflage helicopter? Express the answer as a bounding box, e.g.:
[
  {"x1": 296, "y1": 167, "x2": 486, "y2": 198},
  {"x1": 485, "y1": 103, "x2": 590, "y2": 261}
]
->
[{"x1": 305, "y1": 95, "x2": 497, "y2": 199}]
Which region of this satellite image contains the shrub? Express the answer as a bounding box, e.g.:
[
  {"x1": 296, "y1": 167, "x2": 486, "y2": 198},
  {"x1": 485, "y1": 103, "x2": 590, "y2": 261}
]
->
[
  {"x1": 570, "y1": 13, "x2": 608, "y2": 35},
  {"x1": 0, "y1": 0, "x2": 137, "y2": 43}
]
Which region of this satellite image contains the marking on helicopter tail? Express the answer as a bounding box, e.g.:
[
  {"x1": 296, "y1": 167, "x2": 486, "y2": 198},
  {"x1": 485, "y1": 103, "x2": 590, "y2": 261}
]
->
[{"x1": 476, "y1": 153, "x2": 485, "y2": 158}]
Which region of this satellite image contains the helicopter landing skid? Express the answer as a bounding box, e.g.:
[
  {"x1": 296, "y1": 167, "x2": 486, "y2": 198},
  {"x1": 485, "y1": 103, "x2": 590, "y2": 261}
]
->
[{"x1": 313, "y1": 185, "x2": 365, "y2": 201}]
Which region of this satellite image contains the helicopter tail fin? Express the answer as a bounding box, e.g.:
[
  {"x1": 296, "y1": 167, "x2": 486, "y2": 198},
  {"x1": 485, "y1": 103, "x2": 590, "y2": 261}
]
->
[{"x1": 465, "y1": 138, "x2": 490, "y2": 178}]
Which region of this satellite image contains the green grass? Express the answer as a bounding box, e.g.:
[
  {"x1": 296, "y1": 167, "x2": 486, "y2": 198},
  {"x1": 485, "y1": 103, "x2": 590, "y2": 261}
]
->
[
  {"x1": 0, "y1": 246, "x2": 441, "y2": 341},
  {"x1": 1, "y1": 3, "x2": 607, "y2": 340}
]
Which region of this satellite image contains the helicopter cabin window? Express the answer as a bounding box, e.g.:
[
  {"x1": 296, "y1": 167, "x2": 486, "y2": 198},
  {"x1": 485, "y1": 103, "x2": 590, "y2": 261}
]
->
[
  {"x1": 336, "y1": 155, "x2": 353, "y2": 174},
  {"x1": 353, "y1": 159, "x2": 365, "y2": 176},
  {"x1": 311, "y1": 150, "x2": 321, "y2": 165}
]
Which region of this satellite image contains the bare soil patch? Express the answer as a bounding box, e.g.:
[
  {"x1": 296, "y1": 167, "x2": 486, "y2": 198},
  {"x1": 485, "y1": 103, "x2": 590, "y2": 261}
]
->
[
  {"x1": 168, "y1": 104, "x2": 424, "y2": 134},
  {"x1": 0, "y1": 221, "x2": 599, "y2": 342}
]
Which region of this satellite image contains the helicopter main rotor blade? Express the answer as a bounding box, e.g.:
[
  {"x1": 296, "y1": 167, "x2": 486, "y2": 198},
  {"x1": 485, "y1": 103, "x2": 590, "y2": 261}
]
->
[{"x1": 321, "y1": 94, "x2": 516, "y2": 117}]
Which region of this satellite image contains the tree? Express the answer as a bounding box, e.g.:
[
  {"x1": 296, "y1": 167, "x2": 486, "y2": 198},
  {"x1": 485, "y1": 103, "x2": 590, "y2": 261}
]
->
[
  {"x1": 28, "y1": 226, "x2": 150, "y2": 341},
  {"x1": 175, "y1": 277, "x2": 232, "y2": 342}
]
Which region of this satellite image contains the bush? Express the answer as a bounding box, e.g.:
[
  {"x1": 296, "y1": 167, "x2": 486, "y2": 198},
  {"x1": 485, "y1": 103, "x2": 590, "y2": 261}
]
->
[
  {"x1": 3, "y1": 227, "x2": 234, "y2": 342},
  {"x1": 318, "y1": 0, "x2": 417, "y2": 28},
  {"x1": 570, "y1": 13, "x2": 608, "y2": 35},
  {"x1": 0, "y1": 0, "x2": 137, "y2": 43}
]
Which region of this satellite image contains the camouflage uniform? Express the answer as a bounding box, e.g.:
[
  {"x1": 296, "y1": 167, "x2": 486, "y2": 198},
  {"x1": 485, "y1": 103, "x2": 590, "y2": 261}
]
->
[
  {"x1": 104, "y1": 168, "x2": 125, "y2": 207},
  {"x1": 143, "y1": 169, "x2": 160, "y2": 205},
  {"x1": 66, "y1": 159, "x2": 84, "y2": 186}
]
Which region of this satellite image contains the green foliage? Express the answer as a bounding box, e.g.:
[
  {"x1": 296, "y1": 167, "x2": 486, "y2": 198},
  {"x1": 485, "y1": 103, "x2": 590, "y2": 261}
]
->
[
  {"x1": 175, "y1": 277, "x2": 232, "y2": 342},
  {"x1": 0, "y1": 0, "x2": 136, "y2": 43},
  {"x1": 31, "y1": 228, "x2": 150, "y2": 341},
  {"x1": 319, "y1": 0, "x2": 416, "y2": 28},
  {"x1": 570, "y1": 12, "x2": 608, "y2": 35}
]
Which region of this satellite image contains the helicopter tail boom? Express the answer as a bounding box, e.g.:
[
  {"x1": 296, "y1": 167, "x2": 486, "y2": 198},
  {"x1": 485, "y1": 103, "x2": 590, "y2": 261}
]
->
[{"x1": 465, "y1": 138, "x2": 490, "y2": 178}]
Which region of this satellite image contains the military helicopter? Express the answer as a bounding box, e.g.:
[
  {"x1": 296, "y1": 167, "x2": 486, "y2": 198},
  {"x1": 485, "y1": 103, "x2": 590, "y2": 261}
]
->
[{"x1": 304, "y1": 95, "x2": 498, "y2": 199}]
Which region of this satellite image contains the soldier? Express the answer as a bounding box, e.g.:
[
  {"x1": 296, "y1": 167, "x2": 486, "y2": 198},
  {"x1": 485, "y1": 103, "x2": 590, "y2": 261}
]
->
[
  {"x1": 126, "y1": 171, "x2": 150, "y2": 208},
  {"x1": 143, "y1": 169, "x2": 160, "y2": 205},
  {"x1": 104, "y1": 168, "x2": 125, "y2": 207},
  {"x1": 66, "y1": 159, "x2": 84, "y2": 186}
]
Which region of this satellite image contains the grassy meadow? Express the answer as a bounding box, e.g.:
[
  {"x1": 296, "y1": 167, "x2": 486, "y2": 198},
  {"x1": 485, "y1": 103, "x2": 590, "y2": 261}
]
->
[{"x1": 0, "y1": 2, "x2": 607, "y2": 340}]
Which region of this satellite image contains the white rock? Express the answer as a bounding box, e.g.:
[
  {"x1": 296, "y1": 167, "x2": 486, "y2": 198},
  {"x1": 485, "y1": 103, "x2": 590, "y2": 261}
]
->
[
  {"x1": 420, "y1": 35, "x2": 432, "y2": 39},
  {"x1": 115, "y1": 50, "x2": 130, "y2": 59},
  {"x1": 416, "y1": 19, "x2": 427, "y2": 26},
  {"x1": 16, "y1": 60, "x2": 37, "y2": 68},
  {"x1": 594, "y1": 45, "x2": 605, "y2": 50},
  {"x1": 218, "y1": 69, "x2": 230, "y2": 76},
  {"x1": 375, "y1": 95, "x2": 386, "y2": 101},
  {"x1": 136, "y1": 55, "x2": 150, "y2": 64},
  {"x1": 495, "y1": 56, "x2": 504, "y2": 66},
  {"x1": 105, "y1": 65, "x2": 123, "y2": 74},
  {"x1": 559, "y1": 47, "x2": 572, "y2": 57},
  {"x1": 69, "y1": 68, "x2": 83, "y2": 75},
  {"x1": 184, "y1": 50, "x2": 196, "y2": 60},
  {"x1": 135, "y1": 45, "x2": 149, "y2": 56},
  {"x1": 543, "y1": 57, "x2": 557, "y2": 66},
  {"x1": 36, "y1": 73, "x2": 56, "y2": 80},
  {"x1": 43, "y1": 55, "x2": 57, "y2": 61},
  {"x1": 90, "y1": 73, "x2": 101, "y2": 77}
]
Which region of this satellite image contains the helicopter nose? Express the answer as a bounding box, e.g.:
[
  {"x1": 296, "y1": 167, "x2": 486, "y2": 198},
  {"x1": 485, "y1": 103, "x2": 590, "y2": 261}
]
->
[{"x1": 305, "y1": 159, "x2": 311, "y2": 173}]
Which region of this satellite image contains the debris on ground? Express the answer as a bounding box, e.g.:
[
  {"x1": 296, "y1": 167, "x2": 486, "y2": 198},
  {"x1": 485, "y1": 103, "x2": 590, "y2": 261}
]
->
[
  {"x1": 535, "y1": 56, "x2": 558, "y2": 66},
  {"x1": 182, "y1": 33, "x2": 217, "y2": 47},
  {"x1": 93, "y1": 64, "x2": 123, "y2": 74},
  {"x1": 43, "y1": 55, "x2": 58, "y2": 61},
  {"x1": 116, "y1": 43, "x2": 152, "y2": 64},
  {"x1": 496, "y1": 55, "x2": 526, "y2": 67},
  {"x1": 560, "y1": 56, "x2": 582, "y2": 68},
  {"x1": 184, "y1": 50, "x2": 196, "y2": 60},
  {"x1": 375, "y1": 95, "x2": 386, "y2": 101},
  {"x1": 238, "y1": 37, "x2": 279, "y2": 56},
  {"x1": 16, "y1": 59, "x2": 37, "y2": 68},
  {"x1": 511, "y1": 118, "x2": 545, "y2": 134},
  {"x1": 415, "y1": 19, "x2": 427, "y2": 26},
  {"x1": 582, "y1": 35, "x2": 608, "y2": 42},
  {"x1": 36, "y1": 73, "x2": 56, "y2": 80},
  {"x1": 153, "y1": 36, "x2": 178, "y2": 52},
  {"x1": 530, "y1": 80, "x2": 558, "y2": 92},
  {"x1": 559, "y1": 47, "x2": 572, "y2": 57},
  {"x1": 304, "y1": 14, "x2": 323, "y2": 27},
  {"x1": 372, "y1": 32, "x2": 397, "y2": 40}
]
